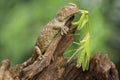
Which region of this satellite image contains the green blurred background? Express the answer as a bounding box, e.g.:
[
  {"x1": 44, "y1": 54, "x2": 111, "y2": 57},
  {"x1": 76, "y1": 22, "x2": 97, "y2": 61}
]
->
[{"x1": 0, "y1": 0, "x2": 120, "y2": 75}]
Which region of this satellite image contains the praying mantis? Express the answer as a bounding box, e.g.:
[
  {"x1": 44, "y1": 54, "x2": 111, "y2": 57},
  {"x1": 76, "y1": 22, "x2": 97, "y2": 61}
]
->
[{"x1": 65, "y1": 3, "x2": 90, "y2": 71}]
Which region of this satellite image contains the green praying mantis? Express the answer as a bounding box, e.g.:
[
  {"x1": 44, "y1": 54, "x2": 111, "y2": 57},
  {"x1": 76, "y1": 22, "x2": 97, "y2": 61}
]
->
[{"x1": 65, "y1": 3, "x2": 90, "y2": 71}]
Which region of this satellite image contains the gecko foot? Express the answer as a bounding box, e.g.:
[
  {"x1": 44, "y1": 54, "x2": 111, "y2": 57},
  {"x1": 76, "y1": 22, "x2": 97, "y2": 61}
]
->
[
  {"x1": 61, "y1": 26, "x2": 69, "y2": 35},
  {"x1": 38, "y1": 55, "x2": 46, "y2": 61}
]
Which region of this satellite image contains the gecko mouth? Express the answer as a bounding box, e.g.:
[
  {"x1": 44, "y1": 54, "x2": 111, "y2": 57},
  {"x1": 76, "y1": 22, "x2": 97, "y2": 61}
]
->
[{"x1": 65, "y1": 16, "x2": 74, "y2": 28}]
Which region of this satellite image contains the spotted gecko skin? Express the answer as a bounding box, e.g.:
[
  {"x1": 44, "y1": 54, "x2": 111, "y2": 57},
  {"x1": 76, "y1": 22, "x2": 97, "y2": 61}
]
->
[
  {"x1": 22, "y1": 5, "x2": 79, "y2": 68},
  {"x1": 36, "y1": 5, "x2": 79, "y2": 53},
  {"x1": 36, "y1": 19, "x2": 64, "y2": 53}
]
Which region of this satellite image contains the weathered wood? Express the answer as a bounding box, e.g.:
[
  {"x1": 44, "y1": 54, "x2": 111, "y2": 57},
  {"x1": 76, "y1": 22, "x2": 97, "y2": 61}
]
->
[{"x1": 0, "y1": 44, "x2": 119, "y2": 80}]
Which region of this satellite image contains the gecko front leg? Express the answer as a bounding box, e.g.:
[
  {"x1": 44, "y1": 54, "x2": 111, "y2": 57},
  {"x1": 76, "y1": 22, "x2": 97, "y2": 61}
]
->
[
  {"x1": 60, "y1": 26, "x2": 69, "y2": 35},
  {"x1": 53, "y1": 25, "x2": 69, "y2": 35},
  {"x1": 51, "y1": 19, "x2": 69, "y2": 35}
]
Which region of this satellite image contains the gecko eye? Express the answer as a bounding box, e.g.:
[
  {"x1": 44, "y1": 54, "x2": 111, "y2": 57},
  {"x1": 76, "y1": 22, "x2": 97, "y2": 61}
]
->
[
  {"x1": 57, "y1": 16, "x2": 64, "y2": 22},
  {"x1": 64, "y1": 8, "x2": 69, "y2": 11}
]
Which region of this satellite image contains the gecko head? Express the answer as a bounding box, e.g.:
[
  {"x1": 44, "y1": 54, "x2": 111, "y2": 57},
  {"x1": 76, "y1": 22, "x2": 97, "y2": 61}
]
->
[{"x1": 56, "y1": 4, "x2": 79, "y2": 22}]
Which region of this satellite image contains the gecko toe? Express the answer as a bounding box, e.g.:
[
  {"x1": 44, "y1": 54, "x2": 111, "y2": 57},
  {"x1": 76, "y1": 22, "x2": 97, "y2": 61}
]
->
[
  {"x1": 61, "y1": 27, "x2": 69, "y2": 35},
  {"x1": 65, "y1": 27, "x2": 69, "y2": 32},
  {"x1": 61, "y1": 31, "x2": 64, "y2": 35}
]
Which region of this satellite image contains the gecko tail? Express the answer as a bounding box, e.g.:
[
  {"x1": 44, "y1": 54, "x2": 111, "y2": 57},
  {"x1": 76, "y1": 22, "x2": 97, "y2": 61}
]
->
[{"x1": 21, "y1": 51, "x2": 39, "y2": 68}]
